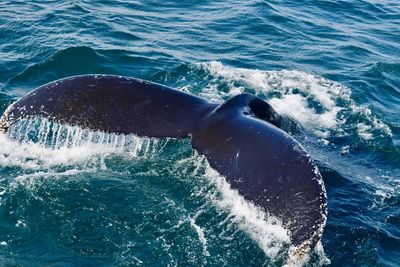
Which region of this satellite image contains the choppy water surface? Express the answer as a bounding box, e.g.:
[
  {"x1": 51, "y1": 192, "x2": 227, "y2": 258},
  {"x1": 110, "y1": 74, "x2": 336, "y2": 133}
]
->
[{"x1": 0, "y1": 1, "x2": 399, "y2": 266}]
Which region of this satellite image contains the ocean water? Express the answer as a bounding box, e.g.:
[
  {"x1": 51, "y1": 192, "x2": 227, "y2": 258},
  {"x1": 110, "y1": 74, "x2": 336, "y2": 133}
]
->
[{"x1": 0, "y1": 0, "x2": 399, "y2": 266}]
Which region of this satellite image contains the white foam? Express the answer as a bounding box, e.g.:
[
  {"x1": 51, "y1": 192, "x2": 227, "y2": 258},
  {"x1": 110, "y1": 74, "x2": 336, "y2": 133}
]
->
[
  {"x1": 202, "y1": 159, "x2": 290, "y2": 260},
  {"x1": 189, "y1": 216, "x2": 210, "y2": 257},
  {"x1": 356, "y1": 123, "x2": 373, "y2": 140},
  {"x1": 372, "y1": 177, "x2": 399, "y2": 207},
  {"x1": 173, "y1": 153, "x2": 294, "y2": 261},
  {"x1": 196, "y1": 61, "x2": 392, "y2": 142}
]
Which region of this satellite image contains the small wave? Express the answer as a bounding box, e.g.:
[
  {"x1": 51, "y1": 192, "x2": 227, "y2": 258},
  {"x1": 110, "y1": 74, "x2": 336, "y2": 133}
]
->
[
  {"x1": 4, "y1": 46, "x2": 157, "y2": 96},
  {"x1": 373, "y1": 62, "x2": 400, "y2": 75},
  {"x1": 6, "y1": 47, "x2": 105, "y2": 93},
  {"x1": 369, "y1": 62, "x2": 400, "y2": 98}
]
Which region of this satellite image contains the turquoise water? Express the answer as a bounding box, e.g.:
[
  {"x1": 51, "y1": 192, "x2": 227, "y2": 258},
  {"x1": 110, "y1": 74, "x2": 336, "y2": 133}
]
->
[{"x1": 0, "y1": 1, "x2": 399, "y2": 266}]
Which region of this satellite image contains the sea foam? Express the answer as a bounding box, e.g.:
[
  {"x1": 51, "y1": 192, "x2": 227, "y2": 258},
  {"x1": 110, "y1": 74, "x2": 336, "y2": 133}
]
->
[{"x1": 196, "y1": 61, "x2": 392, "y2": 143}]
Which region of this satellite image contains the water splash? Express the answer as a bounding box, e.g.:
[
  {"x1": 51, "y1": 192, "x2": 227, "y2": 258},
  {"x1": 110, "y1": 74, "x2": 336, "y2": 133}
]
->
[
  {"x1": 195, "y1": 61, "x2": 392, "y2": 143},
  {"x1": 0, "y1": 117, "x2": 161, "y2": 170},
  {"x1": 203, "y1": 162, "x2": 290, "y2": 260},
  {"x1": 7, "y1": 117, "x2": 158, "y2": 152}
]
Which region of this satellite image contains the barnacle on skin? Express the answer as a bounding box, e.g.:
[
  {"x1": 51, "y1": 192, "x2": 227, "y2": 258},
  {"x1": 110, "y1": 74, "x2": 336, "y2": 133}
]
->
[
  {"x1": 0, "y1": 118, "x2": 7, "y2": 133},
  {"x1": 0, "y1": 105, "x2": 13, "y2": 133},
  {"x1": 0, "y1": 102, "x2": 22, "y2": 134},
  {"x1": 287, "y1": 240, "x2": 312, "y2": 266}
]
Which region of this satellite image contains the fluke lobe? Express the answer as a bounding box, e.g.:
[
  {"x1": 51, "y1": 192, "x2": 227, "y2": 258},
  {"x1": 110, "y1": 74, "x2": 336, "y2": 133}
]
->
[{"x1": 0, "y1": 75, "x2": 327, "y2": 257}]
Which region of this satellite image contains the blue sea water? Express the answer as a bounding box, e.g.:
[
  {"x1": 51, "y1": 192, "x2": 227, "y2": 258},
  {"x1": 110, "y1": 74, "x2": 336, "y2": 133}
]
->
[{"x1": 0, "y1": 0, "x2": 399, "y2": 266}]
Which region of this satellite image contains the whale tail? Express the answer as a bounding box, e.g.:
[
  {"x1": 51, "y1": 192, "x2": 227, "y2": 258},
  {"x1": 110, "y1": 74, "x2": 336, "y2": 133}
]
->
[{"x1": 0, "y1": 75, "x2": 327, "y2": 253}]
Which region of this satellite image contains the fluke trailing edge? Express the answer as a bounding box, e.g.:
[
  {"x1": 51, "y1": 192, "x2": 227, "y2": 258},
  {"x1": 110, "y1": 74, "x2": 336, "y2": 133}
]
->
[{"x1": 0, "y1": 75, "x2": 327, "y2": 255}]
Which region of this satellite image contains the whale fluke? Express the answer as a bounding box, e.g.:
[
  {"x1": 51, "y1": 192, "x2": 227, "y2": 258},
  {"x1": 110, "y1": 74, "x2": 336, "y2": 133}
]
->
[
  {"x1": 0, "y1": 75, "x2": 327, "y2": 255},
  {"x1": 0, "y1": 75, "x2": 214, "y2": 138}
]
